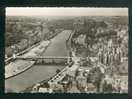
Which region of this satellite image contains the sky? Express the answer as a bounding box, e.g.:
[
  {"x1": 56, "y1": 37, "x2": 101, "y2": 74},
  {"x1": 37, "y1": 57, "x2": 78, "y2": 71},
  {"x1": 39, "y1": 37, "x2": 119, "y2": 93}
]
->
[{"x1": 6, "y1": 7, "x2": 128, "y2": 16}]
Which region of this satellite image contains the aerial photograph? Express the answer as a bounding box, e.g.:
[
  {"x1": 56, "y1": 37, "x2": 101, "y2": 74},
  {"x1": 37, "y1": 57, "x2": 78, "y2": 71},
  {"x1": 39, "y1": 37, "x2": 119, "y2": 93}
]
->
[{"x1": 5, "y1": 8, "x2": 128, "y2": 93}]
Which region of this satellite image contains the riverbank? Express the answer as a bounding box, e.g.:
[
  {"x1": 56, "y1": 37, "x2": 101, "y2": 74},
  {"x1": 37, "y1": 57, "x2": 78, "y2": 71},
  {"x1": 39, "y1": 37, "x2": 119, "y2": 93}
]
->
[
  {"x1": 5, "y1": 41, "x2": 40, "y2": 65},
  {"x1": 5, "y1": 40, "x2": 51, "y2": 79}
]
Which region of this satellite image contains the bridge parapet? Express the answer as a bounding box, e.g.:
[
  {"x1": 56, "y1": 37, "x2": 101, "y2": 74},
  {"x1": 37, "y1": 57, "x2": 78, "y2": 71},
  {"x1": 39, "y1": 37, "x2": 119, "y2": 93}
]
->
[{"x1": 16, "y1": 56, "x2": 71, "y2": 60}]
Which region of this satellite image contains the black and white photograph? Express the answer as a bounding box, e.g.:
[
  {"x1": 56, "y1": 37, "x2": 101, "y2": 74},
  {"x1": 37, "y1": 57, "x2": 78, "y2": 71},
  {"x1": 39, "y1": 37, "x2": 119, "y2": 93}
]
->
[{"x1": 5, "y1": 7, "x2": 128, "y2": 93}]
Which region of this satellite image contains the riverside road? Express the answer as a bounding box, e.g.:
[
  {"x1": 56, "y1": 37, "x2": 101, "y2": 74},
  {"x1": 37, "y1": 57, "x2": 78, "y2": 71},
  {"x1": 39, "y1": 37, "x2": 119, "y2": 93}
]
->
[{"x1": 5, "y1": 30, "x2": 73, "y2": 92}]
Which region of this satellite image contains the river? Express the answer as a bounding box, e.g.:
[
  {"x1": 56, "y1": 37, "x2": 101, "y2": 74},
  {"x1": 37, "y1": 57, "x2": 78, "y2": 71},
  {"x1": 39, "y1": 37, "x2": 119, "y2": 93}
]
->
[{"x1": 5, "y1": 30, "x2": 73, "y2": 92}]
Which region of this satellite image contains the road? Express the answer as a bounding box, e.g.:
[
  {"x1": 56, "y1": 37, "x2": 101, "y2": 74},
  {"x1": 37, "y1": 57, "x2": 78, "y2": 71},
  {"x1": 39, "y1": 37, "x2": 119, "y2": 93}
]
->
[{"x1": 5, "y1": 30, "x2": 73, "y2": 92}]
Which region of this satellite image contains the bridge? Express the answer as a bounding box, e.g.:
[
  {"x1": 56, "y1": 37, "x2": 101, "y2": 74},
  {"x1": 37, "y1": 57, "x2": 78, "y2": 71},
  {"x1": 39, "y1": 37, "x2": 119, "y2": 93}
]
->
[
  {"x1": 15, "y1": 56, "x2": 73, "y2": 64},
  {"x1": 16, "y1": 56, "x2": 72, "y2": 60}
]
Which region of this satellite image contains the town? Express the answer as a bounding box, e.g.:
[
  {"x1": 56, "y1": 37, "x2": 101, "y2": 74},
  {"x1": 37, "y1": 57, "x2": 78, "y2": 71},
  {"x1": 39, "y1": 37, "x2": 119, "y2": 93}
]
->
[{"x1": 5, "y1": 15, "x2": 128, "y2": 93}]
